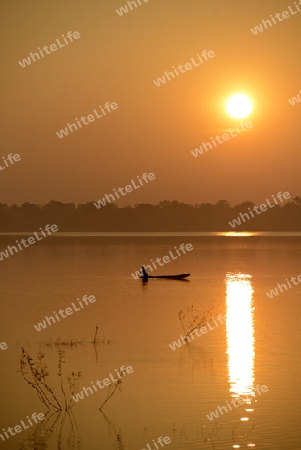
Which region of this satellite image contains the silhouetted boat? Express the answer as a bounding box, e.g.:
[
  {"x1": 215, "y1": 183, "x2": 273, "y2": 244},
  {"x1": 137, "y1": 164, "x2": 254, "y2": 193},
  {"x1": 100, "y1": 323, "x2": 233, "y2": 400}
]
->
[{"x1": 140, "y1": 273, "x2": 190, "y2": 280}]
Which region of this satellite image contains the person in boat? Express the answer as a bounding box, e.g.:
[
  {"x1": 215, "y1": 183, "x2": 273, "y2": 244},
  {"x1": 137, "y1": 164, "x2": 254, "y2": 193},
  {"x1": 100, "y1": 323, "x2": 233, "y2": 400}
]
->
[{"x1": 141, "y1": 265, "x2": 149, "y2": 280}]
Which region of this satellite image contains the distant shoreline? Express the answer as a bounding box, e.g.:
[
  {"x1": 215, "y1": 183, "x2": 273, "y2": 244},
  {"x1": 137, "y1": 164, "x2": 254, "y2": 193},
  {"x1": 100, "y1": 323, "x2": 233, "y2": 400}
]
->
[{"x1": 1, "y1": 232, "x2": 301, "y2": 237}]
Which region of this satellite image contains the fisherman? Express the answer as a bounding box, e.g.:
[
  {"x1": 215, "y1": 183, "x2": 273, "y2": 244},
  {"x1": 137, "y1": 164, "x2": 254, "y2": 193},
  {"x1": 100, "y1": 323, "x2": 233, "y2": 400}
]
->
[{"x1": 141, "y1": 265, "x2": 149, "y2": 281}]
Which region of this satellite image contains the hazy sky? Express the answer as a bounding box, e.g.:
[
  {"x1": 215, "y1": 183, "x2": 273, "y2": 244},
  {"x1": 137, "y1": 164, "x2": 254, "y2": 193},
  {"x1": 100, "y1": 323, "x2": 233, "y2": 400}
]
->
[{"x1": 0, "y1": 0, "x2": 300, "y2": 206}]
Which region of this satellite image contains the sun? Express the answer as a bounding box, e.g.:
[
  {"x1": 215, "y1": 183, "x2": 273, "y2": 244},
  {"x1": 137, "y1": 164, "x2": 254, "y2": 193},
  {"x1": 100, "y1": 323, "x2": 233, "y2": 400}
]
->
[{"x1": 226, "y1": 94, "x2": 252, "y2": 119}]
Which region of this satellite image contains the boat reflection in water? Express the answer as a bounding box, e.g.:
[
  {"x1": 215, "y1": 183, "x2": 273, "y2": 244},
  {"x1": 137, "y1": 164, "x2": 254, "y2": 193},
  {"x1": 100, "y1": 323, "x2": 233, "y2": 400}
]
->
[{"x1": 225, "y1": 273, "x2": 256, "y2": 448}]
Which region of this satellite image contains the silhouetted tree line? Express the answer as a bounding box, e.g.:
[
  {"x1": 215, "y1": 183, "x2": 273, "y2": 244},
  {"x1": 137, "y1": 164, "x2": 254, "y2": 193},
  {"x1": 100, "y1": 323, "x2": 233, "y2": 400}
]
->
[{"x1": 1, "y1": 198, "x2": 301, "y2": 231}]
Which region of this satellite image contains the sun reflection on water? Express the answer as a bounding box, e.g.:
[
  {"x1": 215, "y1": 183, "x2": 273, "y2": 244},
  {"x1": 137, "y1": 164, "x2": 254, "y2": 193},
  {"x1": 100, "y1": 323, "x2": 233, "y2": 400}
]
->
[{"x1": 225, "y1": 273, "x2": 255, "y2": 400}]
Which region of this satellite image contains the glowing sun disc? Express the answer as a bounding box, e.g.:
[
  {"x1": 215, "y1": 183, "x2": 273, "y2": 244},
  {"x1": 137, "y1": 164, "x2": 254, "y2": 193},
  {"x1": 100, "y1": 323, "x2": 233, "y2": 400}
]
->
[{"x1": 226, "y1": 94, "x2": 252, "y2": 119}]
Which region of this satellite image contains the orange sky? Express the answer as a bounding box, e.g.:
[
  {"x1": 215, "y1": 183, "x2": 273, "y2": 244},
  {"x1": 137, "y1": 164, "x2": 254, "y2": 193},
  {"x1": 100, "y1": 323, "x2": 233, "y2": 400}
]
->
[{"x1": 0, "y1": 0, "x2": 300, "y2": 205}]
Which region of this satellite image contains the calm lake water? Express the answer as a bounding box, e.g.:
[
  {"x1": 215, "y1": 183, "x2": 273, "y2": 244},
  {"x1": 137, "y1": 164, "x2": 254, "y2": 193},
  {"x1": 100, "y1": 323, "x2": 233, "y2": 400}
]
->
[{"x1": 0, "y1": 233, "x2": 301, "y2": 450}]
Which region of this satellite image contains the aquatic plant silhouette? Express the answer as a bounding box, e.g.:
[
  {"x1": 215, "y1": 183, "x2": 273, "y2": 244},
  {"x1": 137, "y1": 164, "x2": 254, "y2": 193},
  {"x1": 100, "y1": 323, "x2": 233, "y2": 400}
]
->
[
  {"x1": 18, "y1": 410, "x2": 81, "y2": 450},
  {"x1": 178, "y1": 304, "x2": 214, "y2": 343},
  {"x1": 19, "y1": 348, "x2": 81, "y2": 411},
  {"x1": 37, "y1": 326, "x2": 112, "y2": 349},
  {"x1": 19, "y1": 329, "x2": 132, "y2": 449},
  {"x1": 99, "y1": 366, "x2": 127, "y2": 412},
  {"x1": 100, "y1": 410, "x2": 125, "y2": 450}
]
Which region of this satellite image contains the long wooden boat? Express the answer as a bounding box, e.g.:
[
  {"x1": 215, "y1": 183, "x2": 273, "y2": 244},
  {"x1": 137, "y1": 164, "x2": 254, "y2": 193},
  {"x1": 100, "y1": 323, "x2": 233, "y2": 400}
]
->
[{"x1": 140, "y1": 273, "x2": 190, "y2": 280}]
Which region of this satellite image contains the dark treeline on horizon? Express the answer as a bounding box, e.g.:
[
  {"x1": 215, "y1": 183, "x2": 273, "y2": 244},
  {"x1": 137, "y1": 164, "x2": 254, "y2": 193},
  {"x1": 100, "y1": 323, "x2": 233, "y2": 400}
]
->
[{"x1": 1, "y1": 198, "x2": 301, "y2": 231}]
